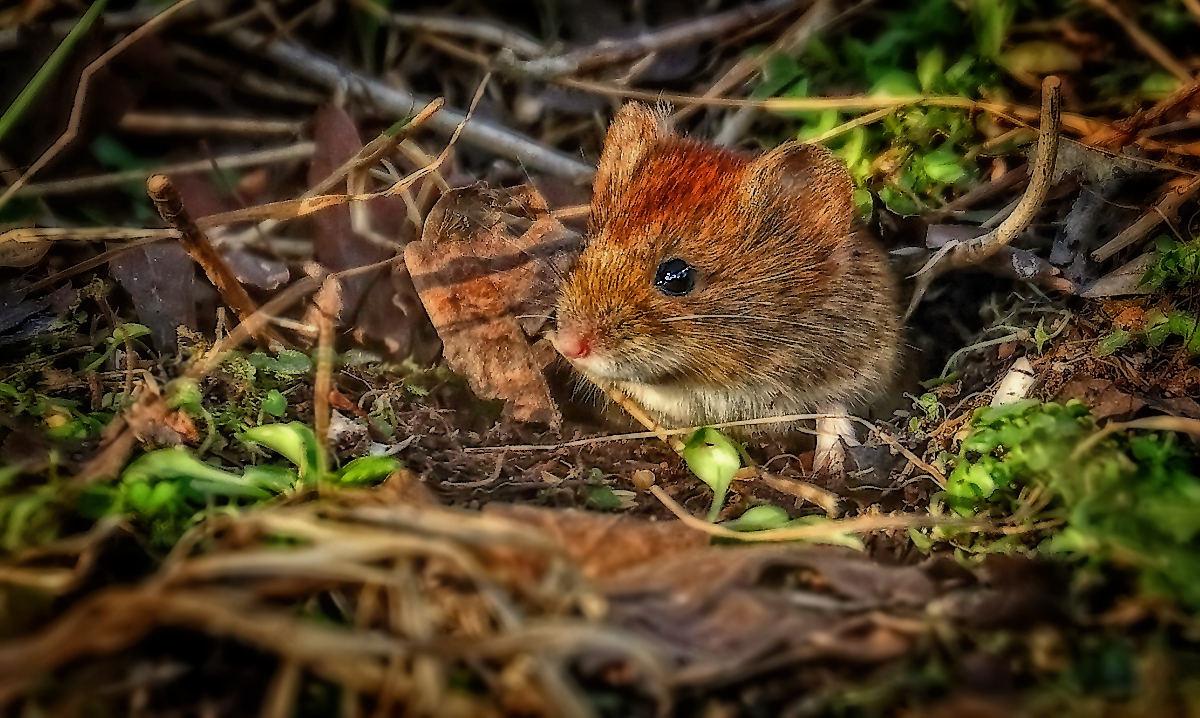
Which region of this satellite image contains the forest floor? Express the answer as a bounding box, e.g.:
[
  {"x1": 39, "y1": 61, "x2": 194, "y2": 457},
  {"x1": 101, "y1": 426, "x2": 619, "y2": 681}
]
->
[{"x1": 2, "y1": 0, "x2": 1200, "y2": 716}]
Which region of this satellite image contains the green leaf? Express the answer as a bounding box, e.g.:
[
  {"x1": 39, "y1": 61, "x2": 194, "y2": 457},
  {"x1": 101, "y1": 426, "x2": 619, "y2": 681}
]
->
[
  {"x1": 1033, "y1": 318, "x2": 1051, "y2": 353},
  {"x1": 917, "y1": 47, "x2": 945, "y2": 93},
  {"x1": 168, "y1": 378, "x2": 204, "y2": 412},
  {"x1": 1141, "y1": 72, "x2": 1182, "y2": 100},
  {"x1": 920, "y1": 148, "x2": 968, "y2": 184},
  {"x1": 242, "y1": 464, "x2": 299, "y2": 493},
  {"x1": 869, "y1": 70, "x2": 921, "y2": 98},
  {"x1": 262, "y1": 389, "x2": 288, "y2": 417},
  {"x1": 333, "y1": 456, "x2": 401, "y2": 486},
  {"x1": 584, "y1": 485, "x2": 624, "y2": 511},
  {"x1": 122, "y1": 448, "x2": 243, "y2": 487},
  {"x1": 121, "y1": 449, "x2": 274, "y2": 505},
  {"x1": 146, "y1": 481, "x2": 180, "y2": 513},
  {"x1": 971, "y1": 0, "x2": 1015, "y2": 60},
  {"x1": 241, "y1": 422, "x2": 320, "y2": 480},
  {"x1": 1096, "y1": 330, "x2": 1131, "y2": 357},
  {"x1": 110, "y1": 323, "x2": 150, "y2": 345},
  {"x1": 682, "y1": 428, "x2": 742, "y2": 522},
  {"x1": 248, "y1": 349, "x2": 313, "y2": 376},
  {"x1": 723, "y1": 504, "x2": 791, "y2": 532},
  {"x1": 879, "y1": 186, "x2": 921, "y2": 216}
]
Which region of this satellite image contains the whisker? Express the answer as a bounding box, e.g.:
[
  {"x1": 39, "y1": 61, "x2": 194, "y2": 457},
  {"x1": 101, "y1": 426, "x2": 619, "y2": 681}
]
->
[{"x1": 662, "y1": 314, "x2": 828, "y2": 331}]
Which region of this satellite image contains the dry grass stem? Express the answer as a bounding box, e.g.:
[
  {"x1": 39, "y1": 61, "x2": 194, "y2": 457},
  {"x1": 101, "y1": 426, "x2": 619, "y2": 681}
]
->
[
  {"x1": 13, "y1": 143, "x2": 315, "y2": 199},
  {"x1": 312, "y1": 277, "x2": 341, "y2": 485},
  {"x1": 350, "y1": 0, "x2": 544, "y2": 57},
  {"x1": 1083, "y1": 0, "x2": 1192, "y2": 83},
  {"x1": 193, "y1": 95, "x2": 469, "y2": 233},
  {"x1": 116, "y1": 112, "x2": 303, "y2": 136},
  {"x1": 649, "y1": 486, "x2": 991, "y2": 542},
  {"x1": 0, "y1": 227, "x2": 180, "y2": 245},
  {"x1": 1072, "y1": 416, "x2": 1200, "y2": 460},
  {"x1": 672, "y1": 0, "x2": 832, "y2": 125},
  {"x1": 0, "y1": 0, "x2": 201, "y2": 212},
  {"x1": 466, "y1": 413, "x2": 868, "y2": 453}
]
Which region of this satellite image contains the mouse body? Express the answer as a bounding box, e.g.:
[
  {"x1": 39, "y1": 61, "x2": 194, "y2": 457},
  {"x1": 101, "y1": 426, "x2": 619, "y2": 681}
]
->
[{"x1": 553, "y1": 103, "x2": 900, "y2": 442}]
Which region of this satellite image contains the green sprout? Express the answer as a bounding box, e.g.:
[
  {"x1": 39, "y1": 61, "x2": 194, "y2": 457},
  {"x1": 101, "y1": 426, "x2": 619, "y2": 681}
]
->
[{"x1": 682, "y1": 428, "x2": 742, "y2": 522}]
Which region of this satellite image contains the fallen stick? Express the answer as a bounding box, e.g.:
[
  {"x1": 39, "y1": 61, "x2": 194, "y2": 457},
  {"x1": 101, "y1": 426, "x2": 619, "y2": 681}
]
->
[
  {"x1": 146, "y1": 173, "x2": 288, "y2": 349},
  {"x1": 494, "y1": 0, "x2": 806, "y2": 79},
  {"x1": 223, "y1": 28, "x2": 595, "y2": 183},
  {"x1": 904, "y1": 76, "x2": 1063, "y2": 321},
  {"x1": 1091, "y1": 174, "x2": 1200, "y2": 262}
]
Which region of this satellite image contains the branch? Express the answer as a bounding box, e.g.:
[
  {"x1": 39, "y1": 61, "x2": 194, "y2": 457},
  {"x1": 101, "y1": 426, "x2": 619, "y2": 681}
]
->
[
  {"x1": 224, "y1": 29, "x2": 595, "y2": 183},
  {"x1": 494, "y1": 0, "x2": 806, "y2": 79},
  {"x1": 904, "y1": 76, "x2": 1063, "y2": 321}
]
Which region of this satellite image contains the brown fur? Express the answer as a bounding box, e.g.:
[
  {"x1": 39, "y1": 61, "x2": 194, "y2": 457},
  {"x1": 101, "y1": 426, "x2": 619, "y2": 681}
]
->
[{"x1": 555, "y1": 103, "x2": 900, "y2": 428}]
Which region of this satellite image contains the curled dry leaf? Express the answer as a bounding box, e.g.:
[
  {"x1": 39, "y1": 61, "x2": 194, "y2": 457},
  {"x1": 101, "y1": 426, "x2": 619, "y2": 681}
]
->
[
  {"x1": 406, "y1": 184, "x2": 580, "y2": 426},
  {"x1": 486, "y1": 504, "x2": 952, "y2": 684}
]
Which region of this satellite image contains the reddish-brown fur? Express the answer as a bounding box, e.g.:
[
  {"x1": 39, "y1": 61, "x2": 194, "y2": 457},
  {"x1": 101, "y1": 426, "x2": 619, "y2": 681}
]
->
[{"x1": 555, "y1": 103, "x2": 900, "y2": 428}]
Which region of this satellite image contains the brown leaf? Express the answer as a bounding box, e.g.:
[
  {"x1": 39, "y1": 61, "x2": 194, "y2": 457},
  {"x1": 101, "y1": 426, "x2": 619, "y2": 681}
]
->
[
  {"x1": 484, "y1": 505, "x2": 707, "y2": 581},
  {"x1": 1056, "y1": 375, "x2": 1145, "y2": 422},
  {"x1": 600, "y1": 542, "x2": 935, "y2": 682},
  {"x1": 486, "y1": 505, "x2": 936, "y2": 682},
  {"x1": 405, "y1": 184, "x2": 580, "y2": 425},
  {"x1": 308, "y1": 105, "x2": 428, "y2": 358},
  {"x1": 109, "y1": 242, "x2": 197, "y2": 352}
]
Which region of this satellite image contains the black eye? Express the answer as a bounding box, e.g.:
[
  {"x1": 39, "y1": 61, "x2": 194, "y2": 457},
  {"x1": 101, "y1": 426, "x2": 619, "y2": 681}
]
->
[{"x1": 653, "y1": 258, "x2": 696, "y2": 297}]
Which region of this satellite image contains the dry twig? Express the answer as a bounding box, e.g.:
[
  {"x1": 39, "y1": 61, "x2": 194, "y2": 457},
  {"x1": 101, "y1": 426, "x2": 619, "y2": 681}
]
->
[
  {"x1": 494, "y1": 0, "x2": 806, "y2": 79},
  {"x1": 0, "y1": 0, "x2": 201, "y2": 212},
  {"x1": 904, "y1": 76, "x2": 1063, "y2": 321},
  {"x1": 1091, "y1": 174, "x2": 1200, "y2": 262},
  {"x1": 12, "y1": 143, "x2": 315, "y2": 199},
  {"x1": 349, "y1": 0, "x2": 544, "y2": 57},
  {"x1": 146, "y1": 174, "x2": 287, "y2": 348},
  {"x1": 224, "y1": 28, "x2": 595, "y2": 182},
  {"x1": 1083, "y1": 0, "x2": 1192, "y2": 83},
  {"x1": 116, "y1": 112, "x2": 303, "y2": 136}
]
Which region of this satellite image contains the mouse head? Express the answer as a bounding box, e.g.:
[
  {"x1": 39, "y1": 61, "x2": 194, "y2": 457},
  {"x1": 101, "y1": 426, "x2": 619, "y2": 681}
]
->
[{"x1": 555, "y1": 103, "x2": 857, "y2": 386}]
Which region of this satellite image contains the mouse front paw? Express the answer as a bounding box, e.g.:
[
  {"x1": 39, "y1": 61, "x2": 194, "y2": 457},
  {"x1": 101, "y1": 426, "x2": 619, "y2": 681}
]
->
[{"x1": 813, "y1": 405, "x2": 859, "y2": 476}]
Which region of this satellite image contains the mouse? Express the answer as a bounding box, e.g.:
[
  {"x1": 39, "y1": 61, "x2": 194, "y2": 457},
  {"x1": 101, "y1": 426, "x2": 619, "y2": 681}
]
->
[{"x1": 552, "y1": 103, "x2": 900, "y2": 471}]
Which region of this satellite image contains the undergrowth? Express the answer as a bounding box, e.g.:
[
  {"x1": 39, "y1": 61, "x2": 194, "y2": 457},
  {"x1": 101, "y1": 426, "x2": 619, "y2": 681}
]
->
[{"x1": 922, "y1": 399, "x2": 1200, "y2": 611}]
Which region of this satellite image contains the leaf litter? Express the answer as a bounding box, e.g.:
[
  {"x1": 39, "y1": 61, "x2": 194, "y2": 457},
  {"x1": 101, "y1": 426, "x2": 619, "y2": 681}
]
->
[{"x1": 2, "y1": 0, "x2": 1200, "y2": 715}]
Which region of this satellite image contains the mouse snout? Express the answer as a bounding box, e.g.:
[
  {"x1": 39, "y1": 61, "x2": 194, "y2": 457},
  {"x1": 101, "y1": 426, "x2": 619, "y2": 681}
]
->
[{"x1": 554, "y1": 325, "x2": 594, "y2": 360}]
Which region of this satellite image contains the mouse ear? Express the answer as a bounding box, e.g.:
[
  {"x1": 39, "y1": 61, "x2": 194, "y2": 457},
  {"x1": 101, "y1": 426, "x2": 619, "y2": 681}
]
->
[
  {"x1": 741, "y1": 142, "x2": 854, "y2": 241},
  {"x1": 591, "y1": 103, "x2": 668, "y2": 228}
]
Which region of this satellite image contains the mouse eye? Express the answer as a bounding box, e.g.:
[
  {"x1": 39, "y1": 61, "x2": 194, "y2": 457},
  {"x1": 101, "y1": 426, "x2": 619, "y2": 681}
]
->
[{"x1": 653, "y1": 258, "x2": 697, "y2": 297}]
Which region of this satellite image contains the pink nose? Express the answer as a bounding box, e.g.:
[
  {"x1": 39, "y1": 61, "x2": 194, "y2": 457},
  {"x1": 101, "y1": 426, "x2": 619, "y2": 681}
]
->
[{"x1": 556, "y1": 328, "x2": 592, "y2": 359}]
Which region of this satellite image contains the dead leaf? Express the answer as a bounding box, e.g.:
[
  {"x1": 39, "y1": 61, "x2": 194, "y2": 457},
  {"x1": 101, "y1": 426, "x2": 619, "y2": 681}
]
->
[
  {"x1": 1056, "y1": 376, "x2": 1145, "y2": 422},
  {"x1": 308, "y1": 105, "x2": 429, "y2": 359},
  {"x1": 0, "y1": 238, "x2": 49, "y2": 268},
  {"x1": 600, "y1": 542, "x2": 937, "y2": 683},
  {"x1": 109, "y1": 242, "x2": 197, "y2": 352},
  {"x1": 406, "y1": 184, "x2": 580, "y2": 425},
  {"x1": 0, "y1": 282, "x2": 74, "y2": 348},
  {"x1": 1081, "y1": 252, "x2": 1157, "y2": 298},
  {"x1": 484, "y1": 505, "x2": 707, "y2": 580}
]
